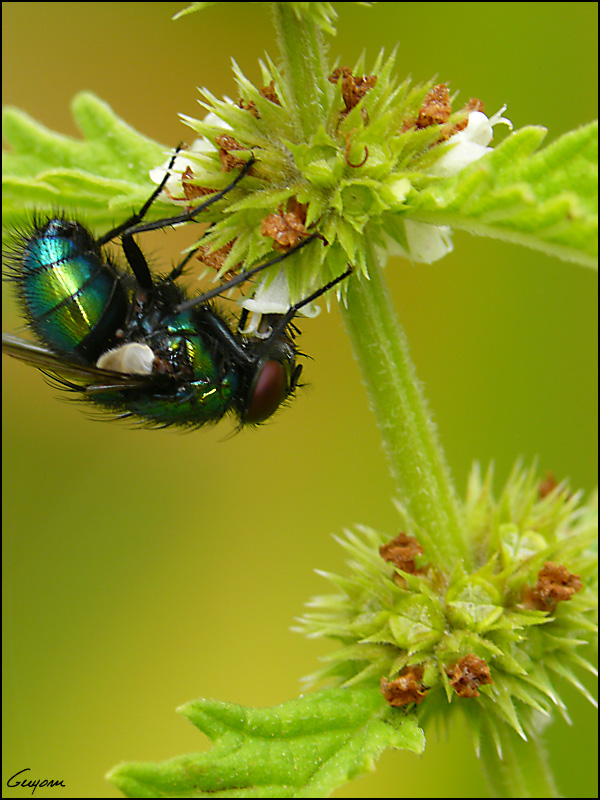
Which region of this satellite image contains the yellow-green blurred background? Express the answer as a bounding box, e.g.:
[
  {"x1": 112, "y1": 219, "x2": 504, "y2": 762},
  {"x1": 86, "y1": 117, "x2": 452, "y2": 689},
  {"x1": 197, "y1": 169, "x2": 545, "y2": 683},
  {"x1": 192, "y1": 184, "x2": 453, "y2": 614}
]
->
[{"x1": 2, "y1": 3, "x2": 597, "y2": 797}]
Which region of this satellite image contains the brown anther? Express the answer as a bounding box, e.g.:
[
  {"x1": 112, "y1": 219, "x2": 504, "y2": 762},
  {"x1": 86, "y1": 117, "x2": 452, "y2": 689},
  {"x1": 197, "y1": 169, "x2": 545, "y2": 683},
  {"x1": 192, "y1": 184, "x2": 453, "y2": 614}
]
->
[
  {"x1": 260, "y1": 198, "x2": 309, "y2": 251},
  {"x1": 379, "y1": 532, "x2": 424, "y2": 575},
  {"x1": 238, "y1": 98, "x2": 259, "y2": 118},
  {"x1": 381, "y1": 666, "x2": 427, "y2": 706},
  {"x1": 403, "y1": 83, "x2": 451, "y2": 138},
  {"x1": 464, "y1": 97, "x2": 485, "y2": 114},
  {"x1": 177, "y1": 165, "x2": 220, "y2": 203},
  {"x1": 404, "y1": 87, "x2": 485, "y2": 142},
  {"x1": 448, "y1": 97, "x2": 485, "y2": 135},
  {"x1": 446, "y1": 654, "x2": 493, "y2": 698},
  {"x1": 195, "y1": 241, "x2": 239, "y2": 281},
  {"x1": 329, "y1": 66, "x2": 377, "y2": 117},
  {"x1": 523, "y1": 562, "x2": 583, "y2": 611},
  {"x1": 538, "y1": 471, "x2": 559, "y2": 499},
  {"x1": 260, "y1": 80, "x2": 281, "y2": 106},
  {"x1": 214, "y1": 135, "x2": 249, "y2": 172},
  {"x1": 416, "y1": 84, "x2": 452, "y2": 129},
  {"x1": 238, "y1": 81, "x2": 281, "y2": 120}
]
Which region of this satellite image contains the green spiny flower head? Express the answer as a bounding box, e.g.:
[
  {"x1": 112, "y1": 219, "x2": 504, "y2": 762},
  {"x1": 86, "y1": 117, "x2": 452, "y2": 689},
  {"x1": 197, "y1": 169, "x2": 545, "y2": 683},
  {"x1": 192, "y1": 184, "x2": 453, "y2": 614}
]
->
[
  {"x1": 151, "y1": 50, "x2": 511, "y2": 315},
  {"x1": 298, "y1": 462, "x2": 597, "y2": 747}
]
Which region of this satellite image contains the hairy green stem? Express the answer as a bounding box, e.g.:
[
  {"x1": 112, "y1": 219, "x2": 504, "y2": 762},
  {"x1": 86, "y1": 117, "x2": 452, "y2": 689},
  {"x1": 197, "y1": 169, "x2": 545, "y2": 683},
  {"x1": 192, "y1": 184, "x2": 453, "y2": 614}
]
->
[
  {"x1": 270, "y1": 7, "x2": 564, "y2": 797},
  {"x1": 271, "y1": 0, "x2": 465, "y2": 564},
  {"x1": 341, "y1": 243, "x2": 466, "y2": 564},
  {"x1": 271, "y1": 2, "x2": 331, "y2": 137}
]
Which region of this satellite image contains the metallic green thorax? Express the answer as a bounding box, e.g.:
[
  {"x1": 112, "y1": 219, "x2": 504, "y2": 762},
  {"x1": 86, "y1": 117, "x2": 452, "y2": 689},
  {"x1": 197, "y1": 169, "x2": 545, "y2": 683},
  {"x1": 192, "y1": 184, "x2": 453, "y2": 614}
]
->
[
  {"x1": 5, "y1": 217, "x2": 279, "y2": 428},
  {"x1": 92, "y1": 305, "x2": 241, "y2": 427}
]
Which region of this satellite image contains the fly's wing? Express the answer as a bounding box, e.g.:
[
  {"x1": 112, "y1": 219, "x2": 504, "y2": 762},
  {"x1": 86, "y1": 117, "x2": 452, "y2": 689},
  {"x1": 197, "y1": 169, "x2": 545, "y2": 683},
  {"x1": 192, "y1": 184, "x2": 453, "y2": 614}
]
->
[{"x1": 2, "y1": 333, "x2": 152, "y2": 392}]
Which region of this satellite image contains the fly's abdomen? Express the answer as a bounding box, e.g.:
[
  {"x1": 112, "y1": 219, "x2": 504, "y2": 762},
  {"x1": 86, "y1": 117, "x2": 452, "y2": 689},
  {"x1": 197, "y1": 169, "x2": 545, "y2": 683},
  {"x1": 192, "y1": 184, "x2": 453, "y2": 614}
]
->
[{"x1": 14, "y1": 219, "x2": 128, "y2": 361}]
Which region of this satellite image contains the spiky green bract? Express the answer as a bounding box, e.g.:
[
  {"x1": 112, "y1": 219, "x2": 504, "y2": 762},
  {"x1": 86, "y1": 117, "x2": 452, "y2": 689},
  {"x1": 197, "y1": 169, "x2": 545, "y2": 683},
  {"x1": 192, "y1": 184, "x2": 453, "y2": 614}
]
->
[
  {"x1": 410, "y1": 120, "x2": 598, "y2": 268},
  {"x1": 1, "y1": 93, "x2": 171, "y2": 236},
  {"x1": 176, "y1": 50, "x2": 457, "y2": 302},
  {"x1": 299, "y1": 462, "x2": 597, "y2": 746},
  {"x1": 3, "y1": 69, "x2": 595, "y2": 291},
  {"x1": 107, "y1": 686, "x2": 424, "y2": 798},
  {"x1": 173, "y1": 57, "x2": 597, "y2": 305}
]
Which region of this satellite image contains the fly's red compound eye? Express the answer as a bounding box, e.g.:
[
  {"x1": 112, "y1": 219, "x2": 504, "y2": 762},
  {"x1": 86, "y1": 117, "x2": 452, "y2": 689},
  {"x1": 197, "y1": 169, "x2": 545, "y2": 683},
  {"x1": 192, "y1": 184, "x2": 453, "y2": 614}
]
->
[{"x1": 244, "y1": 359, "x2": 289, "y2": 424}]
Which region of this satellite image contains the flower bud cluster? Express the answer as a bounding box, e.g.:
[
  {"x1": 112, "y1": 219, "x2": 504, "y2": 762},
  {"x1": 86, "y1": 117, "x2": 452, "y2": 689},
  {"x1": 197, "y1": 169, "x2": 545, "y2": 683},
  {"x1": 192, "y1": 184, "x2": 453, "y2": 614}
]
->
[{"x1": 298, "y1": 463, "x2": 597, "y2": 741}]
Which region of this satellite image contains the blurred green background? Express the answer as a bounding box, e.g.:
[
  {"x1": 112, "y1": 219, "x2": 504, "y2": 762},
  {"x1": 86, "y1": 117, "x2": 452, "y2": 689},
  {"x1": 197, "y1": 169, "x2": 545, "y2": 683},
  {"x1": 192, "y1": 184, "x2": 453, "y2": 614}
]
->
[{"x1": 2, "y1": 3, "x2": 597, "y2": 798}]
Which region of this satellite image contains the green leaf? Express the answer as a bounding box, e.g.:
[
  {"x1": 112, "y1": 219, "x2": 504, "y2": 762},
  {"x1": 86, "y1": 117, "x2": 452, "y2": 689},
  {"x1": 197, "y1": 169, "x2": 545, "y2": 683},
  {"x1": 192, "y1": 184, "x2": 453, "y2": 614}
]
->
[
  {"x1": 408, "y1": 122, "x2": 598, "y2": 268},
  {"x1": 107, "y1": 686, "x2": 424, "y2": 798},
  {"x1": 2, "y1": 92, "x2": 169, "y2": 232}
]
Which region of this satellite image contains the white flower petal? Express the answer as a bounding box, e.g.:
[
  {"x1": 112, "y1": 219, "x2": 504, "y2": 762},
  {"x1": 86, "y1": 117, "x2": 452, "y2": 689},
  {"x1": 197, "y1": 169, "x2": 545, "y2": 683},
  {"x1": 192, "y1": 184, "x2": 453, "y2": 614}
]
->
[
  {"x1": 429, "y1": 139, "x2": 492, "y2": 177},
  {"x1": 456, "y1": 110, "x2": 495, "y2": 146},
  {"x1": 428, "y1": 106, "x2": 513, "y2": 178},
  {"x1": 400, "y1": 106, "x2": 511, "y2": 260},
  {"x1": 240, "y1": 270, "x2": 293, "y2": 315},
  {"x1": 239, "y1": 270, "x2": 320, "y2": 334},
  {"x1": 149, "y1": 139, "x2": 214, "y2": 200},
  {"x1": 149, "y1": 105, "x2": 235, "y2": 196},
  {"x1": 404, "y1": 220, "x2": 453, "y2": 264},
  {"x1": 374, "y1": 232, "x2": 410, "y2": 267},
  {"x1": 488, "y1": 104, "x2": 513, "y2": 130}
]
